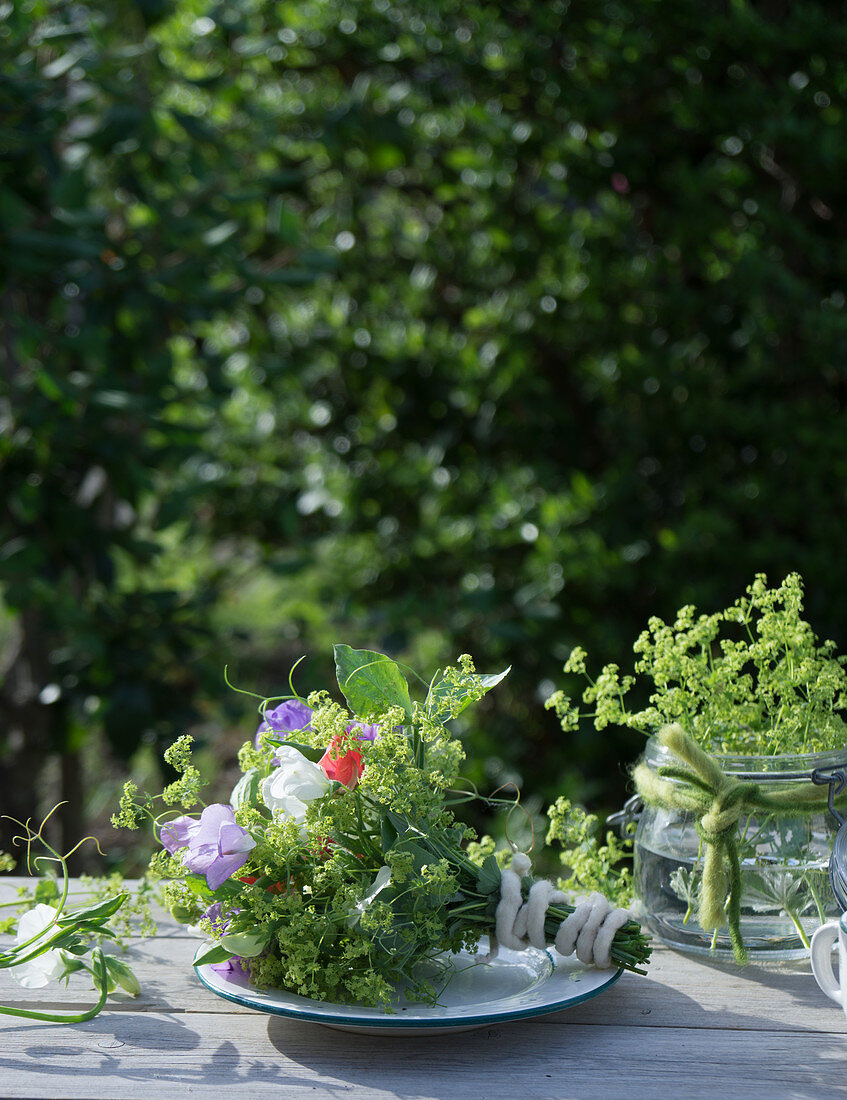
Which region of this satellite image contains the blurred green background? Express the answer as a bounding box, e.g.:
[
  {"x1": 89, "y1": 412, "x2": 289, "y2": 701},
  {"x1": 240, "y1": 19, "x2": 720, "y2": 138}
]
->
[{"x1": 2, "y1": 0, "x2": 846, "y2": 869}]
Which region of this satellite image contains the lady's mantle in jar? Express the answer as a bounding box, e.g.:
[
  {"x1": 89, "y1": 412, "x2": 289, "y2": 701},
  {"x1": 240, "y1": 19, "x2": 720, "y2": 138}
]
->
[{"x1": 632, "y1": 725, "x2": 845, "y2": 964}]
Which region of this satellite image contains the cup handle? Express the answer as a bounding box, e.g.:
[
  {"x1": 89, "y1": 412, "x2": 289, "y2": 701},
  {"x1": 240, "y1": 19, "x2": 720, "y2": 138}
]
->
[{"x1": 811, "y1": 923, "x2": 843, "y2": 1006}]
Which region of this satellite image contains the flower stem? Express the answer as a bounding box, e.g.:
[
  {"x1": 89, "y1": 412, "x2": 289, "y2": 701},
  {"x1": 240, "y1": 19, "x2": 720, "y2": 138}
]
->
[{"x1": 0, "y1": 950, "x2": 110, "y2": 1023}]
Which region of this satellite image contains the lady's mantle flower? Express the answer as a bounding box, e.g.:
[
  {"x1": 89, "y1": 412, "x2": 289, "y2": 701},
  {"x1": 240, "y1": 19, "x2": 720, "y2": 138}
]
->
[
  {"x1": 12, "y1": 904, "x2": 64, "y2": 989},
  {"x1": 261, "y1": 745, "x2": 331, "y2": 825},
  {"x1": 202, "y1": 901, "x2": 233, "y2": 933},
  {"x1": 319, "y1": 735, "x2": 364, "y2": 788},
  {"x1": 160, "y1": 804, "x2": 256, "y2": 890}
]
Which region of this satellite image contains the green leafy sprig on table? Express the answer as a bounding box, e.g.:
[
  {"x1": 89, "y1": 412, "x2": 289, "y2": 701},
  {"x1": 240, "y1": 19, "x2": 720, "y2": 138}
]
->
[
  {"x1": 546, "y1": 573, "x2": 847, "y2": 756},
  {"x1": 0, "y1": 815, "x2": 143, "y2": 1022},
  {"x1": 115, "y1": 646, "x2": 650, "y2": 1010}
]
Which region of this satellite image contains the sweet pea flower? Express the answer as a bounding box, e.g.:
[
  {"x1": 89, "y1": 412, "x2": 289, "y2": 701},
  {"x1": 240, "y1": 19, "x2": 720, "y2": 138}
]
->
[
  {"x1": 349, "y1": 721, "x2": 380, "y2": 742},
  {"x1": 254, "y1": 700, "x2": 380, "y2": 753},
  {"x1": 160, "y1": 815, "x2": 199, "y2": 853},
  {"x1": 211, "y1": 955, "x2": 249, "y2": 979},
  {"x1": 160, "y1": 805, "x2": 256, "y2": 891},
  {"x1": 202, "y1": 902, "x2": 233, "y2": 934},
  {"x1": 319, "y1": 735, "x2": 364, "y2": 788},
  {"x1": 254, "y1": 699, "x2": 314, "y2": 748},
  {"x1": 12, "y1": 904, "x2": 65, "y2": 989},
  {"x1": 262, "y1": 744, "x2": 331, "y2": 825}
]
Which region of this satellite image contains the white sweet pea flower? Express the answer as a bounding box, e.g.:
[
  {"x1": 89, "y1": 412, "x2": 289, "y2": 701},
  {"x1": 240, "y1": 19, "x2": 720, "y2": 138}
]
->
[
  {"x1": 12, "y1": 904, "x2": 65, "y2": 989},
  {"x1": 262, "y1": 745, "x2": 331, "y2": 824}
]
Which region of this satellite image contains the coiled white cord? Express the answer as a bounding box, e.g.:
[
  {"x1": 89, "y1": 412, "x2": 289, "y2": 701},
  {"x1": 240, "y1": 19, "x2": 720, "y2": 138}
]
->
[{"x1": 493, "y1": 851, "x2": 632, "y2": 969}]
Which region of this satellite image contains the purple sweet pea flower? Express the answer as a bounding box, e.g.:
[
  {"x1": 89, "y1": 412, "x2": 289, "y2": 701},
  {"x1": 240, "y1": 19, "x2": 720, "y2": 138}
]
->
[
  {"x1": 189, "y1": 805, "x2": 257, "y2": 890},
  {"x1": 160, "y1": 815, "x2": 200, "y2": 854},
  {"x1": 211, "y1": 955, "x2": 249, "y2": 980},
  {"x1": 349, "y1": 721, "x2": 380, "y2": 741},
  {"x1": 203, "y1": 902, "x2": 234, "y2": 934},
  {"x1": 159, "y1": 805, "x2": 256, "y2": 891},
  {"x1": 255, "y1": 699, "x2": 314, "y2": 747},
  {"x1": 254, "y1": 701, "x2": 380, "y2": 746}
]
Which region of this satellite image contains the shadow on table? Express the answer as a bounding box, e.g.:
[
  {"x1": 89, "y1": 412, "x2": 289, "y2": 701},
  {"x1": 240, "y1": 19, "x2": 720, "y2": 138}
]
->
[
  {"x1": 0, "y1": 1016, "x2": 301, "y2": 1091},
  {"x1": 261, "y1": 972, "x2": 846, "y2": 1097},
  {"x1": 1, "y1": 962, "x2": 842, "y2": 1095},
  {"x1": 643, "y1": 952, "x2": 847, "y2": 1025}
]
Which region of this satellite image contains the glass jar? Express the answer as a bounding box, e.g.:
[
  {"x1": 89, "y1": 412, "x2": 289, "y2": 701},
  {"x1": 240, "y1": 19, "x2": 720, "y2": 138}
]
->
[{"x1": 633, "y1": 736, "x2": 846, "y2": 963}]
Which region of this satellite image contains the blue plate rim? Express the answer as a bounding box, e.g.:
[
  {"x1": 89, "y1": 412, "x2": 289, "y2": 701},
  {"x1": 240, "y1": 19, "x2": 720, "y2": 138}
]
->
[{"x1": 194, "y1": 953, "x2": 623, "y2": 1030}]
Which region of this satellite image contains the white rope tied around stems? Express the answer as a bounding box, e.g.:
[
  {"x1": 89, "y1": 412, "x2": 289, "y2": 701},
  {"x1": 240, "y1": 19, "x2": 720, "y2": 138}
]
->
[{"x1": 492, "y1": 852, "x2": 632, "y2": 969}]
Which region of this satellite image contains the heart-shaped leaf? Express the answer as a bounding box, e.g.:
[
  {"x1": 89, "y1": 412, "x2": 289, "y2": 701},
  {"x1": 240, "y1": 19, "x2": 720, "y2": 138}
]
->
[{"x1": 334, "y1": 644, "x2": 413, "y2": 719}]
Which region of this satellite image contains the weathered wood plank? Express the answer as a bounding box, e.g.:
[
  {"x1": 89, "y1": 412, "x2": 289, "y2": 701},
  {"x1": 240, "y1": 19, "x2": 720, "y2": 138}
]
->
[
  {"x1": 0, "y1": 1013, "x2": 845, "y2": 1099},
  {"x1": 3, "y1": 931, "x2": 845, "y2": 1035},
  {"x1": 3, "y1": 877, "x2": 847, "y2": 1099}
]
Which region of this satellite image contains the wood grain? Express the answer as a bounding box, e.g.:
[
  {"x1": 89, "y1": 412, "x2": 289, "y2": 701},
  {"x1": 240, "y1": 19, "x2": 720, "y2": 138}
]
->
[{"x1": 1, "y1": 878, "x2": 847, "y2": 1098}]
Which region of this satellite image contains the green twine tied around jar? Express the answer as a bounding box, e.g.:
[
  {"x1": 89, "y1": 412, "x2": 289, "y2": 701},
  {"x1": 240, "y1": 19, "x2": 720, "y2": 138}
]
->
[{"x1": 632, "y1": 724, "x2": 841, "y2": 965}]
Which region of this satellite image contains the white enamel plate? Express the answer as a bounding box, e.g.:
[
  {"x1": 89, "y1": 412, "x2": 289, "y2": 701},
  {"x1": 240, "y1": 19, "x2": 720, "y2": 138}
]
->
[{"x1": 195, "y1": 941, "x2": 623, "y2": 1035}]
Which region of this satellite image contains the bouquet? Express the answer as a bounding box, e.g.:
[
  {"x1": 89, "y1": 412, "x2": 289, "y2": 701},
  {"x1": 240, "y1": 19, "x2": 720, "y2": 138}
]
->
[{"x1": 115, "y1": 647, "x2": 650, "y2": 1008}]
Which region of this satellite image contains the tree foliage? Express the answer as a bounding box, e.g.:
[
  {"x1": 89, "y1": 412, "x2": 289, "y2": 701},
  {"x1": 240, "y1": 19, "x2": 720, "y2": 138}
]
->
[
  {"x1": 2, "y1": 0, "x2": 847, "y2": 849},
  {"x1": 0, "y1": 0, "x2": 325, "y2": 850}
]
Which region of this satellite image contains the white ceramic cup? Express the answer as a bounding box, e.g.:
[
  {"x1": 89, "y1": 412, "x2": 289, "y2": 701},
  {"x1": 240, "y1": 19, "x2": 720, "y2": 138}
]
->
[{"x1": 811, "y1": 914, "x2": 847, "y2": 1014}]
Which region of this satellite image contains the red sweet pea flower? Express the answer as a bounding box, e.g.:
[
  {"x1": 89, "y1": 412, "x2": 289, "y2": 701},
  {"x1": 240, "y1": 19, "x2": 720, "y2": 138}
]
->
[
  {"x1": 319, "y1": 735, "x2": 364, "y2": 788},
  {"x1": 240, "y1": 874, "x2": 285, "y2": 894}
]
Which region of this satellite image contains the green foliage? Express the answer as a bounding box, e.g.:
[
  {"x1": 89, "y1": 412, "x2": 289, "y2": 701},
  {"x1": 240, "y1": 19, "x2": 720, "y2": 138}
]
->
[
  {"x1": 134, "y1": 647, "x2": 649, "y2": 1003},
  {"x1": 333, "y1": 644, "x2": 414, "y2": 719},
  {"x1": 425, "y1": 659, "x2": 511, "y2": 722},
  {"x1": 546, "y1": 797, "x2": 633, "y2": 908},
  {"x1": 3, "y1": 0, "x2": 847, "y2": 844},
  {"x1": 0, "y1": 816, "x2": 145, "y2": 1020},
  {"x1": 548, "y1": 573, "x2": 847, "y2": 755},
  {"x1": 0, "y1": 0, "x2": 326, "y2": 847},
  {"x1": 200, "y1": 0, "x2": 847, "y2": 810}
]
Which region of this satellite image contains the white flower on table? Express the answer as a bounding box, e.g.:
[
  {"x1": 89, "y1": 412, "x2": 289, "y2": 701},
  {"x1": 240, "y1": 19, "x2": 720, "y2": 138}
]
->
[{"x1": 12, "y1": 903, "x2": 65, "y2": 989}]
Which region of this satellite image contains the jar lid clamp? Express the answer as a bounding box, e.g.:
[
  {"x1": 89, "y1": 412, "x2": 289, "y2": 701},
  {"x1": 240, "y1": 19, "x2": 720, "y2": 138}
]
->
[{"x1": 812, "y1": 766, "x2": 847, "y2": 910}]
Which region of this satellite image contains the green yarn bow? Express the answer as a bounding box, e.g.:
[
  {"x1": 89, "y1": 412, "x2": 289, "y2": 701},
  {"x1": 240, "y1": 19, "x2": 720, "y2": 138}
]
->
[{"x1": 633, "y1": 723, "x2": 840, "y2": 964}]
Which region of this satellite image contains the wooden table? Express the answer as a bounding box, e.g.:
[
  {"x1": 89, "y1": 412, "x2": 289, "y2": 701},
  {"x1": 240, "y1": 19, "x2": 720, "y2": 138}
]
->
[{"x1": 2, "y1": 879, "x2": 847, "y2": 1098}]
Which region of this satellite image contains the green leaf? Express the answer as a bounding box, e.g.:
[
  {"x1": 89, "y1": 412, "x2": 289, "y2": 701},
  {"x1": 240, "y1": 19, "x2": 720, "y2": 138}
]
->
[
  {"x1": 396, "y1": 841, "x2": 435, "y2": 874},
  {"x1": 43, "y1": 49, "x2": 87, "y2": 79},
  {"x1": 8, "y1": 230, "x2": 103, "y2": 259},
  {"x1": 183, "y1": 874, "x2": 214, "y2": 900},
  {"x1": 333, "y1": 644, "x2": 413, "y2": 719},
  {"x1": 104, "y1": 955, "x2": 141, "y2": 996},
  {"x1": 193, "y1": 942, "x2": 233, "y2": 967},
  {"x1": 183, "y1": 874, "x2": 243, "y2": 901},
  {"x1": 426, "y1": 667, "x2": 510, "y2": 721},
  {"x1": 476, "y1": 854, "x2": 502, "y2": 896},
  {"x1": 278, "y1": 740, "x2": 323, "y2": 763},
  {"x1": 384, "y1": 809, "x2": 413, "y2": 838},
  {"x1": 65, "y1": 922, "x2": 118, "y2": 940},
  {"x1": 219, "y1": 929, "x2": 271, "y2": 958},
  {"x1": 380, "y1": 813, "x2": 398, "y2": 853},
  {"x1": 202, "y1": 220, "x2": 238, "y2": 247},
  {"x1": 60, "y1": 956, "x2": 87, "y2": 976},
  {"x1": 57, "y1": 893, "x2": 127, "y2": 925},
  {"x1": 230, "y1": 768, "x2": 261, "y2": 809},
  {"x1": 33, "y1": 878, "x2": 60, "y2": 904},
  {"x1": 170, "y1": 109, "x2": 218, "y2": 144}
]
